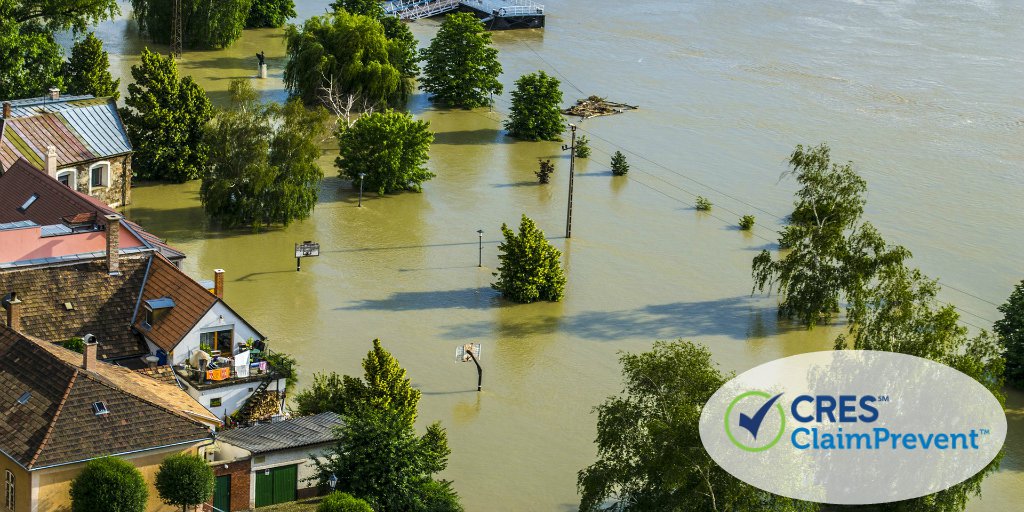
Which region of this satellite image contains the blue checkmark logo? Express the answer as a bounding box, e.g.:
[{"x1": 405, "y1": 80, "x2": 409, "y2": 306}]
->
[{"x1": 725, "y1": 391, "x2": 787, "y2": 452}]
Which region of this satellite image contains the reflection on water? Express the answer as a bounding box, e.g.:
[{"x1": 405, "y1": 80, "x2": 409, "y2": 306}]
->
[{"x1": 95, "y1": 0, "x2": 1024, "y2": 509}]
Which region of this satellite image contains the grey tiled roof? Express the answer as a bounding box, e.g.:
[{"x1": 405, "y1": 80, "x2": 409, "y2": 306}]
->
[{"x1": 217, "y1": 412, "x2": 342, "y2": 455}]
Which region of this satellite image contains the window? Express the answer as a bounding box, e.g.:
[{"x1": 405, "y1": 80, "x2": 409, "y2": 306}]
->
[
  {"x1": 5, "y1": 470, "x2": 13, "y2": 510},
  {"x1": 200, "y1": 328, "x2": 234, "y2": 353},
  {"x1": 210, "y1": 397, "x2": 222, "y2": 407},
  {"x1": 56, "y1": 169, "x2": 76, "y2": 191},
  {"x1": 92, "y1": 401, "x2": 109, "y2": 416},
  {"x1": 89, "y1": 162, "x2": 109, "y2": 189},
  {"x1": 17, "y1": 194, "x2": 38, "y2": 212}
]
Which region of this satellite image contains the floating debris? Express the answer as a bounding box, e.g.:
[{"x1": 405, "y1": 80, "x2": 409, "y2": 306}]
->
[{"x1": 562, "y1": 96, "x2": 638, "y2": 119}]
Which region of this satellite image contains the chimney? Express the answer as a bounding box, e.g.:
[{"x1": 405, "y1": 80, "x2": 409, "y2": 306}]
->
[
  {"x1": 213, "y1": 269, "x2": 225, "y2": 299},
  {"x1": 48, "y1": 87, "x2": 59, "y2": 101},
  {"x1": 2, "y1": 102, "x2": 10, "y2": 119},
  {"x1": 45, "y1": 146, "x2": 58, "y2": 179},
  {"x1": 5, "y1": 292, "x2": 21, "y2": 331},
  {"x1": 104, "y1": 214, "x2": 120, "y2": 275},
  {"x1": 82, "y1": 336, "x2": 98, "y2": 371}
]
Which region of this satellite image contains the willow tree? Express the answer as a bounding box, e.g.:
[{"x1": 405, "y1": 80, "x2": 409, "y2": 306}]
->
[
  {"x1": 285, "y1": 10, "x2": 415, "y2": 108},
  {"x1": 130, "y1": 0, "x2": 251, "y2": 48},
  {"x1": 420, "y1": 12, "x2": 502, "y2": 108},
  {"x1": 752, "y1": 143, "x2": 909, "y2": 327}
]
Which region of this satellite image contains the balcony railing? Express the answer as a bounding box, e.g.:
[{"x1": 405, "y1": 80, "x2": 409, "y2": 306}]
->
[{"x1": 174, "y1": 349, "x2": 281, "y2": 390}]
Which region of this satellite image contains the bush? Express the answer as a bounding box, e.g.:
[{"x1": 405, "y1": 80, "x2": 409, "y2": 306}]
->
[
  {"x1": 265, "y1": 350, "x2": 299, "y2": 391},
  {"x1": 318, "y1": 492, "x2": 374, "y2": 512},
  {"x1": 61, "y1": 337, "x2": 85, "y2": 353},
  {"x1": 492, "y1": 215, "x2": 566, "y2": 303},
  {"x1": 155, "y1": 453, "x2": 214, "y2": 511},
  {"x1": 536, "y1": 159, "x2": 554, "y2": 184},
  {"x1": 70, "y1": 457, "x2": 148, "y2": 512},
  {"x1": 695, "y1": 196, "x2": 712, "y2": 211},
  {"x1": 574, "y1": 136, "x2": 591, "y2": 159},
  {"x1": 739, "y1": 215, "x2": 755, "y2": 230},
  {"x1": 610, "y1": 151, "x2": 629, "y2": 176}
]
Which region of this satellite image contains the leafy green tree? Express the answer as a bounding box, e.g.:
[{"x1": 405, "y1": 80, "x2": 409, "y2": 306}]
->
[
  {"x1": 285, "y1": 10, "x2": 413, "y2": 107},
  {"x1": 63, "y1": 32, "x2": 120, "y2": 100},
  {"x1": 578, "y1": 340, "x2": 816, "y2": 512},
  {"x1": 122, "y1": 48, "x2": 212, "y2": 182},
  {"x1": 574, "y1": 136, "x2": 591, "y2": 158},
  {"x1": 130, "y1": 0, "x2": 251, "y2": 49},
  {"x1": 0, "y1": 0, "x2": 119, "y2": 31},
  {"x1": 330, "y1": 0, "x2": 384, "y2": 17},
  {"x1": 419, "y1": 480, "x2": 464, "y2": 512},
  {"x1": 318, "y1": 492, "x2": 374, "y2": 512},
  {"x1": 739, "y1": 215, "x2": 755, "y2": 231},
  {"x1": 61, "y1": 337, "x2": 85, "y2": 353},
  {"x1": 996, "y1": 279, "x2": 1024, "y2": 387},
  {"x1": 246, "y1": 0, "x2": 295, "y2": 28},
  {"x1": 201, "y1": 79, "x2": 328, "y2": 228},
  {"x1": 752, "y1": 143, "x2": 910, "y2": 328},
  {"x1": 536, "y1": 159, "x2": 554, "y2": 184},
  {"x1": 834, "y1": 265, "x2": 1005, "y2": 512},
  {"x1": 0, "y1": 21, "x2": 64, "y2": 99},
  {"x1": 492, "y1": 215, "x2": 566, "y2": 303},
  {"x1": 420, "y1": 12, "x2": 502, "y2": 108},
  {"x1": 335, "y1": 110, "x2": 434, "y2": 194},
  {"x1": 155, "y1": 453, "x2": 215, "y2": 512},
  {"x1": 294, "y1": 371, "x2": 347, "y2": 416},
  {"x1": 610, "y1": 151, "x2": 629, "y2": 176},
  {"x1": 695, "y1": 195, "x2": 712, "y2": 211},
  {"x1": 505, "y1": 71, "x2": 564, "y2": 140},
  {"x1": 265, "y1": 350, "x2": 299, "y2": 390},
  {"x1": 70, "y1": 457, "x2": 148, "y2": 512}
]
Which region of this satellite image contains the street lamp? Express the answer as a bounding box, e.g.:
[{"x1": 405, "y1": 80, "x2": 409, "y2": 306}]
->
[
  {"x1": 357, "y1": 173, "x2": 366, "y2": 207},
  {"x1": 477, "y1": 229, "x2": 484, "y2": 267},
  {"x1": 328, "y1": 473, "x2": 337, "y2": 491}
]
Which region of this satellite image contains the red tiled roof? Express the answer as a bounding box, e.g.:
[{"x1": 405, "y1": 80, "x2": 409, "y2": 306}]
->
[{"x1": 136, "y1": 254, "x2": 218, "y2": 353}]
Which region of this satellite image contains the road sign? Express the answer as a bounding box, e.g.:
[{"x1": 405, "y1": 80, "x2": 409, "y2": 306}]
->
[
  {"x1": 295, "y1": 241, "x2": 320, "y2": 258},
  {"x1": 455, "y1": 343, "x2": 481, "y2": 363}
]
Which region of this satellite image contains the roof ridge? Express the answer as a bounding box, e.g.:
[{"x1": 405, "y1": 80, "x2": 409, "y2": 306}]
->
[{"x1": 28, "y1": 368, "x2": 78, "y2": 468}]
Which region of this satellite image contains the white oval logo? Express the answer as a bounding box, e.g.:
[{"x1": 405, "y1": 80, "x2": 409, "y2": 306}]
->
[{"x1": 698, "y1": 350, "x2": 1006, "y2": 504}]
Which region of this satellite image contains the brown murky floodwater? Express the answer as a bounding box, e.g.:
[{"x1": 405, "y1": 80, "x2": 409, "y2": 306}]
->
[{"x1": 62, "y1": 1, "x2": 1024, "y2": 510}]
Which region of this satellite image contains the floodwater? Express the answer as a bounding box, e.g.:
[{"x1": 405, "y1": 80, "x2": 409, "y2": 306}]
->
[{"x1": 69, "y1": 1, "x2": 1024, "y2": 510}]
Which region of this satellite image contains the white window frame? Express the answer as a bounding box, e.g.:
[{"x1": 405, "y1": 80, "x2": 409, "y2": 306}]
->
[
  {"x1": 5, "y1": 469, "x2": 13, "y2": 511},
  {"x1": 56, "y1": 169, "x2": 77, "y2": 191},
  {"x1": 88, "y1": 161, "x2": 110, "y2": 191}
]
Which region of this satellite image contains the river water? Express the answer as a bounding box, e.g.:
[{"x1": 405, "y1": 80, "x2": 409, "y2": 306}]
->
[{"x1": 68, "y1": 1, "x2": 1024, "y2": 510}]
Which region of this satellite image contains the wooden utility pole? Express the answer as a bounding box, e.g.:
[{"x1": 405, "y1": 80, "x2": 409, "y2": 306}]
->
[
  {"x1": 562, "y1": 124, "x2": 577, "y2": 238},
  {"x1": 171, "y1": 0, "x2": 183, "y2": 58}
]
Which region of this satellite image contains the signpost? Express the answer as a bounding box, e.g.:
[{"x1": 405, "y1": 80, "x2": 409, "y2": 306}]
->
[
  {"x1": 295, "y1": 241, "x2": 320, "y2": 271},
  {"x1": 455, "y1": 343, "x2": 483, "y2": 391}
]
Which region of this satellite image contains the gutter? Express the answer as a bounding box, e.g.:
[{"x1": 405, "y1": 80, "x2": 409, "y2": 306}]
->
[{"x1": 28, "y1": 437, "x2": 212, "y2": 472}]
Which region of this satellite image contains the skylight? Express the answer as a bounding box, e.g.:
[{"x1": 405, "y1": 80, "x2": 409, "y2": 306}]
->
[
  {"x1": 17, "y1": 194, "x2": 39, "y2": 212},
  {"x1": 17, "y1": 392, "x2": 31, "y2": 405},
  {"x1": 92, "y1": 401, "x2": 109, "y2": 416}
]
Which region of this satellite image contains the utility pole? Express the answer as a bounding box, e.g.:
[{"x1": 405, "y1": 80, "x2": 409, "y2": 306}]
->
[
  {"x1": 171, "y1": 0, "x2": 183, "y2": 58},
  {"x1": 561, "y1": 124, "x2": 577, "y2": 238}
]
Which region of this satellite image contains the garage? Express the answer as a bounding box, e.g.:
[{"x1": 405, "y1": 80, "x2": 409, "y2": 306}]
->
[{"x1": 255, "y1": 464, "x2": 297, "y2": 507}]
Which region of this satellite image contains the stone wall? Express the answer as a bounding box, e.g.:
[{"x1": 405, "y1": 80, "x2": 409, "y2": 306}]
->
[{"x1": 62, "y1": 154, "x2": 132, "y2": 208}]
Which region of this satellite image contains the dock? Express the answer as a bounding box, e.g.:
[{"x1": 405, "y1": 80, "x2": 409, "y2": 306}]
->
[{"x1": 384, "y1": 0, "x2": 545, "y2": 30}]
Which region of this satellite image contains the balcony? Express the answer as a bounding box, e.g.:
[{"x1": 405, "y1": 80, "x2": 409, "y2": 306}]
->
[{"x1": 173, "y1": 350, "x2": 282, "y2": 391}]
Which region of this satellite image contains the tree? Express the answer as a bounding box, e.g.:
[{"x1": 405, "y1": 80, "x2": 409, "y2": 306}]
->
[
  {"x1": 285, "y1": 10, "x2": 414, "y2": 108},
  {"x1": 265, "y1": 350, "x2": 299, "y2": 390},
  {"x1": 492, "y1": 215, "x2": 566, "y2": 303},
  {"x1": 201, "y1": 79, "x2": 328, "y2": 228},
  {"x1": 318, "y1": 492, "x2": 374, "y2": 512},
  {"x1": 695, "y1": 195, "x2": 712, "y2": 211},
  {"x1": 294, "y1": 371, "x2": 347, "y2": 416},
  {"x1": 833, "y1": 265, "x2": 1005, "y2": 512},
  {"x1": 739, "y1": 215, "x2": 755, "y2": 231},
  {"x1": 578, "y1": 340, "x2": 816, "y2": 512},
  {"x1": 330, "y1": 0, "x2": 384, "y2": 17},
  {"x1": 155, "y1": 453, "x2": 215, "y2": 512},
  {"x1": 335, "y1": 110, "x2": 434, "y2": 195},
  {"x1": 752, "y1": 143, "x2": 910, "y2": 328},
  {"x1": 504, "y1": 71, "x2": 564, "y2": 141},
  {"x1": 535, "y1": 159, "x2": 554, "y2": 184},
  {"x1": 610, "y1": 151, "x2": 629, "y2": 176},
  {"x1": 419, "y1": 480, "x2": 464, "y2": 512},
  {"x1": 0, "y1": 21, "x2": 64, "y2": 99},
  {"x1": 574, "y1": 136, "x2": 591, "y2": 158},
  {"x1": 420, "y1": 12, "x2": 502, "y2": 108},
  {"x1": 121, "y1": 48, "x2": 212, "y2": 182},
  {"x1": 0, "y1": 0, "x2": 119, "y2": 31},
  {"x1": 996, "y1": 279, "x2": 1024, "y2": 387},
  {"x1": 63, "y1": 32, "x2": 120, "y2": 100},
  {"x1": 246, "y1": 0, "x2": 295, "y2": 28},
  {"x1": 70, "y1": 457, "x2": 148, "y2": 512},
  {"x1": 130, "y1": 0, "x2": 251, "y2": 49}
]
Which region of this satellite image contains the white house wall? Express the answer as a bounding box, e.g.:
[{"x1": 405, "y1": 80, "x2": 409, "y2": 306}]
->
[{"x1": 169, "y1": 301, "x2": 262, "y2": 366}]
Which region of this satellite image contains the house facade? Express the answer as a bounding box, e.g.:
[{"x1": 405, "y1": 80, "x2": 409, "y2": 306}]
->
[{"x1": 0, "y1": 93, "x2": 133, "y2": 208}]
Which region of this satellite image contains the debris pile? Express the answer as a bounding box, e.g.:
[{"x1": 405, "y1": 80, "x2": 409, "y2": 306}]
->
[{"x1": 562, "y1": 96, "x2": 638, "y2": 119}]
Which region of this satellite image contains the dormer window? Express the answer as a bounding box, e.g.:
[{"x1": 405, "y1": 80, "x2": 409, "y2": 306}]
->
[
  {"x1": 92, "y1": 401, "x2": 109, "y2": 416},
  {"x1": 17, "y1": 194, "x2": 38, "y2": 212},
  {"x1": 143, "y1": 297, "x2": 175, "y2": 328}
]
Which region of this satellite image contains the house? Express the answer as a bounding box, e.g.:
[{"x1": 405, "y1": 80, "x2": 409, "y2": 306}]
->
[
  {"x1": 208, "y1": 413, "x2": 343, "y2": 511},
  {"x1": 0, "y1": 158, "x2": 286, "y2": 423},
  {"x1": 0, "y1": 323, "x2": 220, "y2": 512},
  {"x1": 0, "y1": 90, "x2": 133, "y2": 208}
]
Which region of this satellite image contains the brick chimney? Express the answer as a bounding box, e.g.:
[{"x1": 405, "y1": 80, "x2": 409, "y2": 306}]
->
[
  {"x1": 4, "y1": 292, "x2": 21, "y2": 331},
  {"x1": 214, "y1": 269, "x2": 225, "y2": 299},
  {"x1": 48, "y1": 87, "x2": 59, "y2": 101},
  {"x1": 104, "y1": 214, "x2": 120, "y2": 275},
  {"x1": 45, "y1": 146, "x2": 58, "y2": 179},
  {"x1": 82, "y1": 336, "x2": 98, "y2": 371},
  {"x1": 2, "y1": 102, "x2": 10, "y2": 119}
]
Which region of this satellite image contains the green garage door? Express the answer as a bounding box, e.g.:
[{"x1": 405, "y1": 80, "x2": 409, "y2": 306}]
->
[
  {"x1": 255, "y1": 464, "x2": 298, "y2": 507},
  {"x1": 213, "y1": 475, "x2": 230, "y2": 512}
]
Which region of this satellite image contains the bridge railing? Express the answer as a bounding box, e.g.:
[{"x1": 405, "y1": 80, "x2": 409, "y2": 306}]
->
[{"x1": 491, "y1": 0, "x2": 545, "y2": 16}]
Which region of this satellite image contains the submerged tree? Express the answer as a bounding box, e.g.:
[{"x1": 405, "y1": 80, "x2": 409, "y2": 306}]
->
[
  {"x1": 246, "y1": 0, "x2": 296, "y2": 28},
  {"x1": 536, "y1": 159, "x2": 554, "y2": 184},
  {"x1": 505, "y1": 71, "x2": 564, "y2": 141},
  {"x1": 201, "y1": 79, "x2": 328, "y2": 228},
  {"x1": 335, "y1": 109, "x2": 434, "y2": 194},
  {"x1": 121, "y1": 48, "x2": 212, "y2": 182},
  {"x1": 578, "y1": 340, "x2": 817, "y2": 512},
  {"x1": 130, "y1": 0, "x2": 251, "y2": 49},
  {"x1": 492, "y1": 215, "x2": 566, "y2": 303},
  {"x1": 574, "y1": 136, "x2": 591, "y2": 158},
  {"x1": 330, "y1": 0, "x2": 384, "y2": 17},
  {"x1": 610, "y1": 151, "x2": 629, "y2": 176},
  {"x1": 420, "y1": 12, "x2": 502, "y2": 108},
  {"x1": 63, "y1": 32, "x2": 120, "y2": 100},
  {"x1": 752, "y1": 143, "x2": 910, "y2": 328},
  {"x1": 996, "y1": 279, "x2": 1024, "y2": 387}
]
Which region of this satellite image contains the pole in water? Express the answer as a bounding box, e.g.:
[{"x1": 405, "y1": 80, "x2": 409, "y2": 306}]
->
[
  {"x1": 296, "y1": 257, "x2": 301, "y2": 272},
  {"x1": 467, "y1": 350, "x2": 482, "y2": 391},
  {"x1": 563, "y1": 124, "x2": 577, "y2": 239}
]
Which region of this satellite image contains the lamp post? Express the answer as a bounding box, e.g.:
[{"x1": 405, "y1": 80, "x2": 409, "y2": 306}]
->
[
  {"x1": 477, "y1": 229, "x2": 483, "y2": 267},
  {"x1": 357, "y1": 173, "x2": 366, "y2": 207},
  {"x1": 328, "y1": 473, "x2": 337, "y2": 491}
]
